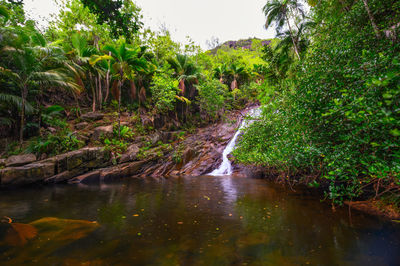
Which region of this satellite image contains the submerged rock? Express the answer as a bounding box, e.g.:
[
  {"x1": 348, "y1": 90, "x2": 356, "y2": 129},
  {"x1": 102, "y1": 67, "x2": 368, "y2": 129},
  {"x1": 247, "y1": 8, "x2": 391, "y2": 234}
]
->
[
  {"x1": 0, "y1": 217, "x2": 99, "y2": 264},
  {"x1": 5, "y1": 154, "x2": 36, "y2": 167},
  {"x1": 0, "y1": 220, "x2": 37, "y2": 247}
]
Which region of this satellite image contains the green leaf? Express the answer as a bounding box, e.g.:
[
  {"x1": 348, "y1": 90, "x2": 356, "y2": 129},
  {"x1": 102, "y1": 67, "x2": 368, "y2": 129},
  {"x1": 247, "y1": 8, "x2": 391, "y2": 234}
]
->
[{"x1": 390, "y1": 129, "x2": 400, "y2": 137}]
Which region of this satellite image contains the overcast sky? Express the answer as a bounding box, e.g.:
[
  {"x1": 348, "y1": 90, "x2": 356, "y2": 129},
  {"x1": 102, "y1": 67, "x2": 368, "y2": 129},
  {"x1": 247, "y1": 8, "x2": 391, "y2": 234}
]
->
[{"x1": 24, "y1": 0, "x2": 275, "y2": 49}]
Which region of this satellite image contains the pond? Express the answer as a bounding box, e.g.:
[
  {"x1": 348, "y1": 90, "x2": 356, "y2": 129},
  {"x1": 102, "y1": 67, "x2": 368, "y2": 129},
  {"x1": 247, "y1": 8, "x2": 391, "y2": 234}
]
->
[{"x1": 0, "y1": 176, "x2": 399, "y2": 265}]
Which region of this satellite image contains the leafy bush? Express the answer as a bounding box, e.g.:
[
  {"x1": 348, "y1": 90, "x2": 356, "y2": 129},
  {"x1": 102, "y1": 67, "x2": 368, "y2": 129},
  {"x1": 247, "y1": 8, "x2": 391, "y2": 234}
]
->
[
  {"x1": 41, "y1": 105, "x2": 67, "y2": 128},
  {"x1": 196, "y1": 77, "x2": 228, "y2": 122},
  {"x1": 26, "y1": 129, "x2": 83, "y2": 156},
  {"x1": 103, "y1": 138, "x2": 128, "y2": 156},
  {"x1": 113, "y1": 124, "x2": 135, "y2": 141},
  {"x1": 150, "y1": 72, "x2": 179, "y2": 114},
  {"x1": 234, "y1": 0, "x2": 400, "y2": 205}
]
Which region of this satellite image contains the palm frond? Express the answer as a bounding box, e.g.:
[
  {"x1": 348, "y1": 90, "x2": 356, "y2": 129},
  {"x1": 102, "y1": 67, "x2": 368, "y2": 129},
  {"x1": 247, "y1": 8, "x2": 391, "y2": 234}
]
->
[
  {"x1": 0, "y1": 5, "x2": 9, "y2": 21},
  {"x1": 0, "y1": 93, "x2": 34, "y2": 113}
]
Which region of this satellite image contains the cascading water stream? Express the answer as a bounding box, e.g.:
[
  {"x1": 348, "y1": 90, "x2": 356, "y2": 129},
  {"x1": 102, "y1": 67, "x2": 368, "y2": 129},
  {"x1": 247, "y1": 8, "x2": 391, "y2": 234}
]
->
[{"x1": 209, "y1": 107, "x2": 261, "y2": 176}]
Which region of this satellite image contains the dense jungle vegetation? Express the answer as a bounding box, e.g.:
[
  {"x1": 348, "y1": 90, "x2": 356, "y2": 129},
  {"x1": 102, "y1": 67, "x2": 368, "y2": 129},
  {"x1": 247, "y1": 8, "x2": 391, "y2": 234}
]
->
[
  {"x1": 234, "y1": 0, "x2": 400, "y2": 207},
  {"x1": 0, "y1": 0, "x2": 399, "y2": 209},
  {"x1": 0, "y1": 0, "x2": 264, "y2": 154}
]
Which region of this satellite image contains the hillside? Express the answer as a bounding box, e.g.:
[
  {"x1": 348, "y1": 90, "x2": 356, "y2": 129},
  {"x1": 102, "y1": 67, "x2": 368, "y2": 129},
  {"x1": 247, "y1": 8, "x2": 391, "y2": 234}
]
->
[{"x1": 209, "y1": 38, "x2": 271, "y2": 53}]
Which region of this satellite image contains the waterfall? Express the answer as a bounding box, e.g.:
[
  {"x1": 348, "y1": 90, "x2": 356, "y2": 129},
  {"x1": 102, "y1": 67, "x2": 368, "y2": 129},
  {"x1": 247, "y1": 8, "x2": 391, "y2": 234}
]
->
[{"x1": 209, "y1": 107, "x2": 261, "y2": 176}]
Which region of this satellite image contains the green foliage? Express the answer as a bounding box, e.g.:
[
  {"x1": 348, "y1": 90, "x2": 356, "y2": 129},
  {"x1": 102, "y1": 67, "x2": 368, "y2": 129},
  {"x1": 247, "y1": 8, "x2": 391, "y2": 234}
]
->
[
  {"x1": 0, "y1": 0, "x2": 262, "y2": 155},
  {"x1": 81, "y1": 0, "x2": 143, "y2": 40},
  {"x1": 41, "y1": 105, "x2": 66, "y2": 128},
  {"x1": 26, "y1": 129, "x2": 83, "y2": 156},
  {"x1": 196, "y1": 77, "x2": 228, "y2": 122},
  {"x1": 172, "y1": 143, "x2": 185, "y2": 164},
  {"x1": 150, "y1": 71, "x2": 179, "y2": 114},
  {"x1": 113, "y1": 124, "x2": 134, "y2": 141},
  {"x1": 235, "y1": 0, "x2": 400, "y2": 205},
  {"x1": 103, "y1": 137, "x2": 128, "y2": 155}
]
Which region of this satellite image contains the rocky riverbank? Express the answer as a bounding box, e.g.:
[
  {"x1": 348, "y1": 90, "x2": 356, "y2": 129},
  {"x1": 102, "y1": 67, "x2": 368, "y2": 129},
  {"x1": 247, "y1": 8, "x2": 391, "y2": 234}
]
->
[{"x1": 0, "y1": 106, "x2": 258, "y2": 188}]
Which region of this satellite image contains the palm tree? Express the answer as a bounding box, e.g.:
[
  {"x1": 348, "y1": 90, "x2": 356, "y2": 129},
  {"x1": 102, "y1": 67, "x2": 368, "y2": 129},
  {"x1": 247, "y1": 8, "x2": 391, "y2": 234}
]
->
[
  {"x1": 93, "y1": 42, "x2": 148, "y2": 138},
  {"x1": 253, "y1": 64, "x2": 268, "y2": 84},
  {"x1": 0, "y1": 5, "x2": 9, "y2": 22},
  {"x1": 167, "y1": 54, "x2": 201, "y2": 98},
  {"x1": 213, "y1": 63, "x2": 228, "y2": 84},
  {"x1": 69, "y1": 33, "x2": 99, "y2": 112},
  {"x1": 229, "y1": 63, "x2": 248, "y2": 91},
  {"x1": 131, "y1": 47, "x2": 157, "y2": 108},
  {"x1": 1, "y1": 27, "x2": 80, "y2": 145},
  {"x1": 263, "y1": 0, "x2": 305, "y2": 59}
]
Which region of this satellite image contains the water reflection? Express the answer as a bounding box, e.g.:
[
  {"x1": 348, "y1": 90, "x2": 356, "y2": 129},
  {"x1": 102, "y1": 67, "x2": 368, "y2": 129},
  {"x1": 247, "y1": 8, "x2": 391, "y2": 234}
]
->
[{"x1": 0, "y1": 176, "x2": 399, "y2": 265}]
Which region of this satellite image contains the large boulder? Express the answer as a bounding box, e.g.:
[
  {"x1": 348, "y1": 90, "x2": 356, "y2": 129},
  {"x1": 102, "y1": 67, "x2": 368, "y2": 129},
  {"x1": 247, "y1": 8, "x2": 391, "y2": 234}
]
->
[
  {"x1": 68, "y1": 161, "x2": 147, "y2": 184},
  {"x1": 80, "y1": 112, "x2": 104, "y2": 122},
  {"x1": 119, "y1": 144, "x2": 140, "y2": 163},
  {"x1": 0, "y1": 162, "x2": 55, "y2": 186},
  {"x1": 92, "y1": 125, "x2": 113, "y2": 141},
  {"x1": 5, "y1": 154, "x2": 36, "y2": 167},
  {"x1": 0, "y1": 147, "x2": 111, "y2": 187},
  {"x1": 101, "y1": 161, "x2": 147, "y2": 182}
]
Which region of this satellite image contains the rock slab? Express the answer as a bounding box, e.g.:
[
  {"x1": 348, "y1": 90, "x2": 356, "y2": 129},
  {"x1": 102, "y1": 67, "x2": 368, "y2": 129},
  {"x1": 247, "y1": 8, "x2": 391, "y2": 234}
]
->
[{"x1": 5, "y1": 154, "x2": 36, "y2": 167}]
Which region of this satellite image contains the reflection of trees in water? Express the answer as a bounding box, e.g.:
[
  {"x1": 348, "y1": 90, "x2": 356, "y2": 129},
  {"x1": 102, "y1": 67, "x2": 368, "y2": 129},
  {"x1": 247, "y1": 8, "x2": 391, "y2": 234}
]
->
[
  {"x1": 0, "y1": 177, "x2": 399, "y2": 265},
  {"x1": 232, "y1": 192, "x2": 398, "y2": 265}
]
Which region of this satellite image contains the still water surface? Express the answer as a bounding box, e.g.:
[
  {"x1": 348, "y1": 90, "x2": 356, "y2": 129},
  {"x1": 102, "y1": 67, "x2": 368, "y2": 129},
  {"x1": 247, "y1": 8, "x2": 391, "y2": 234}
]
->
[{"x1": 0, "y1": 176, "x2": 399, "y2": 265}]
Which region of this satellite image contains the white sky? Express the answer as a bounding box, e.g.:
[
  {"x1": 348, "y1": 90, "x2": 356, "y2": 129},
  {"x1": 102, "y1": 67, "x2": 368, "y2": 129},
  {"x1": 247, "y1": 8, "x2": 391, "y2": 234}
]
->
[{"x1": 24, "y1": 0, "x2": 275, "y2": 49}]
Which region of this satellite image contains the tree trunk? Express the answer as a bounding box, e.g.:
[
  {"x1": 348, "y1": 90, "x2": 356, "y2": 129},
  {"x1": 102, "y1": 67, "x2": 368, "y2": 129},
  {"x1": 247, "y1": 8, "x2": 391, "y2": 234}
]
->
[
  {"x1": 179, "y1": 79, "x2": 185, "y2": 95},
  {"x1": 89, "y1": 72, "x2": 96, "y2": 112},
  {"x1": 362, "y1": 0, "x2": 381, "y2": 39},
  {"x1": 72, "y1": 93, "x2": 81, "y2": 117},
  {"x1": 104, "y1": 69, "x2": 110, "y2": 103},
  {"x1": 19, "y1": 85, "x2": 27, "y2": 146},
  {"x1": 285, "y1": 13, "x2": 301, "y2": 60},
  {"x1": 231, "y1": 77, "x2": 238, "y2": 91},
  {"x1": 139, "y1": 86, "x2": 146, "y2": 103},
  {"x1": 130, "y1": 80, "x2": 137, "y2": 100},
  {"x1": 37, "y1": 87, "x2": 44, "y2": 137},
  {"x1": 118, "y1": 68, "x2": 123, "y2": 139},
  {"x1": 98, "y1": 73, "x2": 102, "y2": 109},
  {"x1": 118, "y1": 80, "x2": 122, "y2": 139}
]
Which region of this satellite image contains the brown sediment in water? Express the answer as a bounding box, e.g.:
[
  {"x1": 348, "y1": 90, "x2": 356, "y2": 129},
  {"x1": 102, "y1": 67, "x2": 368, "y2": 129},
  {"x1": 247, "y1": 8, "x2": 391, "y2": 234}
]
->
[{"x1": 345, "y1": 200, "x2": 400, "y2": 221}]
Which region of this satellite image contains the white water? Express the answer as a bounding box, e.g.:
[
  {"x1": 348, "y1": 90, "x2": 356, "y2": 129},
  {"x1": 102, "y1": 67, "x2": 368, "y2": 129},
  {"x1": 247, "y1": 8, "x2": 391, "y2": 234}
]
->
[{"x1": 209, "y1": 107, "x2": 261, "y2": 176}]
